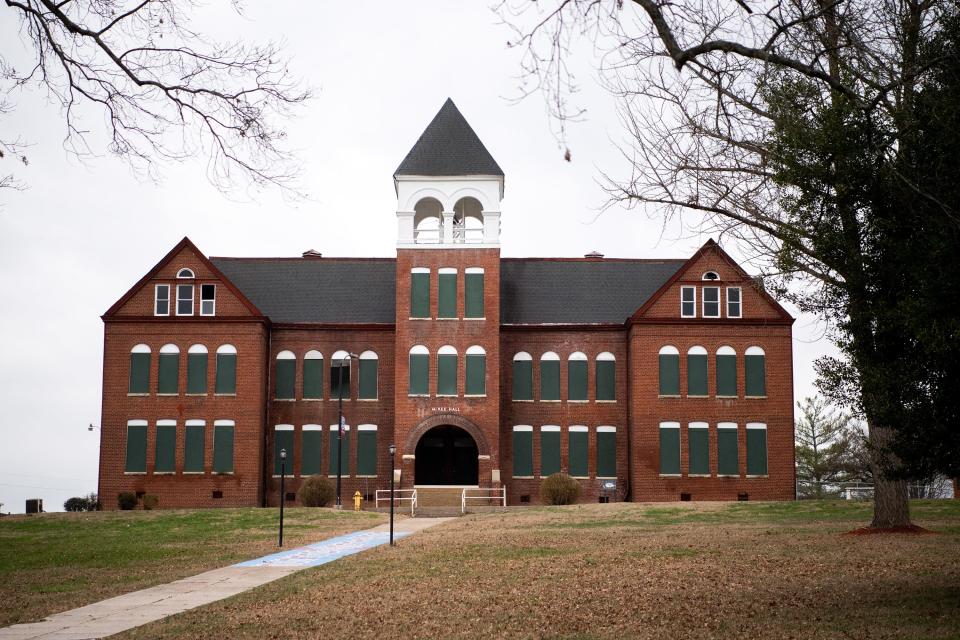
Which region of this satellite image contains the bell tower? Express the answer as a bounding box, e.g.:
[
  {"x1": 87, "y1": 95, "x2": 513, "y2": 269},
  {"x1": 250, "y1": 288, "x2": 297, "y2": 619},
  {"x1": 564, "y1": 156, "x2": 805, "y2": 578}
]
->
[{"x1": 392, "y1": 99, "x2": 504, "y2": 495}]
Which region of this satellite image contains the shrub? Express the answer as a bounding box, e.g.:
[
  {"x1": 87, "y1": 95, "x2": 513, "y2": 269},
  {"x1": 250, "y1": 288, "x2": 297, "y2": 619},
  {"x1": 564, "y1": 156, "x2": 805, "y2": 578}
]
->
[
  {"x1": 298, "y1": 475, "x2": 335, "y2": 507},
  {"x1": 64, "y1": 493, "x2": 101, "y2": 512},
  {"x1": 84, "y1": 493, "x2": 102, "y2": 511},
  {"x1": 117, "y1": 492, "x2": 138, "y2": 510},
  {"x1": 540, "y1": 473, "x2": 581, "y2": 505},
  {"x1": 141, "y1": 494, "x2": 159, "y2": 510}
]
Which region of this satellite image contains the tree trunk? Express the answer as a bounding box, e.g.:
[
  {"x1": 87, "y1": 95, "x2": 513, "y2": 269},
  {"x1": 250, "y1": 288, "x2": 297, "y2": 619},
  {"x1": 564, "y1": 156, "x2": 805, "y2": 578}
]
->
[{"x1": 869, "y1": 425, "x2": 912, "y2": 528}]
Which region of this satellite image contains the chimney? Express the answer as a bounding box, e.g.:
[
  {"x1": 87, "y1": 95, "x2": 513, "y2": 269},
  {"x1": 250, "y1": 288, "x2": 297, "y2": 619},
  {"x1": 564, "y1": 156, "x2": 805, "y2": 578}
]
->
[{"x1": 302, "y1": 249, "x2": 322, "y2": 258}]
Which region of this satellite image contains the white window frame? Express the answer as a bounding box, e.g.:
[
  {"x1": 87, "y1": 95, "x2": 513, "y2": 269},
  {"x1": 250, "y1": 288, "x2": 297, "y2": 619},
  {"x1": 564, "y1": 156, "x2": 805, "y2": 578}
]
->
[
  {"x1": 154, "y1": 284, "x2": 170, "y2": 316},
  {"x1": 702, "y1": 286, "x2": 720, "y2": 318},
  {"x1": 200, "y1": 283, "x2": 216, "y2": 316},
  {"x1": 680, "y1": 286, "x2": 696, "y2": 318},
  {"x1": 176, "y1": 268, "x2": 195, "y2": 279},
  {"x1": 176, "y1": 284, "x2": 194, "y2": 316},
  {"x1": 727, "y1": 286, "x2": 742, "y2": 318}
]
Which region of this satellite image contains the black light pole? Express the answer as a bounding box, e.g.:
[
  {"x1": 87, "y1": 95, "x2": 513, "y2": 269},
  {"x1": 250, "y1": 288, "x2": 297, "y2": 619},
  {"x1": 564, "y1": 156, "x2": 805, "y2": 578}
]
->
[
  {"x1": 278, "y1": 448, "x2": 286, "y2": 547},
  {"x1": 335, "y1": 352, "x2": 358, "y2": 509},
  {"x1": 388, "y1": 443, "x2": 396, "y2": 546}
]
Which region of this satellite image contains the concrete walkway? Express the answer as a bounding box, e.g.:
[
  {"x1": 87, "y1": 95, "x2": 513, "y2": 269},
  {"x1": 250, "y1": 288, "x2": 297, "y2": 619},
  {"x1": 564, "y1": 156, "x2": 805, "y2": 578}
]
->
[{"x1": 0, "y1": 517, "x2": 450, "y2": 640}]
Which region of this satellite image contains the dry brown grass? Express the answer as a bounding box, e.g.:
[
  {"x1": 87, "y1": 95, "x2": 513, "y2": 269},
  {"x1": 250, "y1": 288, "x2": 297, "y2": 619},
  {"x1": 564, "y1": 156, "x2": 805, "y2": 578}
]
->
[
  {"x1": 117, "y1": 500, "x2": 960, "y2": 640},
  {"x1": 0, "y1": 507, "x2": 383, "y2": 627}
]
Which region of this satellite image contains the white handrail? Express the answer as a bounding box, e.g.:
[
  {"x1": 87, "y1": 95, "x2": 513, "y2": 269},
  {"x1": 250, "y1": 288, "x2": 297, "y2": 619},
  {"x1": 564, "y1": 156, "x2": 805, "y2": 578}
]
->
[
  {"x1": 461, "y1": 487, "x2": 506, "y2": 514},
  {"x1": 375, "y1": 489, "x2": 418, "y2": 516}
]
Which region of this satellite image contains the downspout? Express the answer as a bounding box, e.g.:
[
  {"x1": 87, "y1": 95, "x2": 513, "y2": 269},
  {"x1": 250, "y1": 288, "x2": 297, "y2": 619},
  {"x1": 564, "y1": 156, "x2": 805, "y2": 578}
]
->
[{"x1": 260, "y1": 323, "x2": 272, "y2": 508}]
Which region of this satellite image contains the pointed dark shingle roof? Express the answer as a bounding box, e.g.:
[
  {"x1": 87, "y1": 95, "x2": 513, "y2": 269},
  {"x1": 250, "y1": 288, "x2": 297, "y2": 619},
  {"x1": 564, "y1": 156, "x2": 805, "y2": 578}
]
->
[{"x1": 395, "y1": 98, "x2": 504, "y2": 177}]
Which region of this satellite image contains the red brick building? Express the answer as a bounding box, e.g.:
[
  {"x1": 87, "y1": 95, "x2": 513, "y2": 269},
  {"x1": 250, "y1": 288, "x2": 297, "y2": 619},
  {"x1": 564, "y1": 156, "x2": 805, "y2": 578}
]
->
[{"x1": 98, "y1": 99, "x2": 796, "y2": 509}]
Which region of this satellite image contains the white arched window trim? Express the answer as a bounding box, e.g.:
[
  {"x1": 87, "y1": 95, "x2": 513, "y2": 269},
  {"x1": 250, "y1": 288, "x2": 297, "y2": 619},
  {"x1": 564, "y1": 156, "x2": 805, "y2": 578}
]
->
[
  {"x1": 409, "y1": 345, "x2": 429, "y2": 356},
  {"x1": 688, "y1": 345, "x2": 708, "y2": 356},
  {"x1": 596, "y1": 352, "x2": 615, "y2": 361},
  {"x1": 465, "y1": 267, "x2": 485, "y2": 274},
  {"x1": 131, "y1": 344, "x2": 151, "y2": 353},
  {"x1": 541, "y1": 351, "x2": 560, "y2": 361},
  {"x1": 188, "y1": 344, "x2": 208, "y2": 354},
  {"x1": 331, "y1": 350, "x2": 351, "y2": 362},
  {"x1": 438, "y1": 345, "x2": 458, "y2": 356},
  {"x1": 176, "y1": 268, "x2": 195, "y2": 279},
  {"x1": 658, "y1": 345, "x2": 680, "y2": 355},
  {"x1": 513, "y1": 351, "x2": 532, "y2": 361},
  {"x1": 305, "y1": 350, "x2": 322, "y2": 360},
  {"x1": 217, "y1": 344, "x2": 237, "y2": 355},
  {"x1": 717, "y1": 346, "x2": 736, "y2": 356},
  {"x1": 276, "y1": 350, "x2": 295, "y2": 360},
  {"x1": 745, "y1": 346, "x2": 765, "y2": 356},
  {"x1": 702, "y1": 271, "x2": 720, "y2": 281},
  {"x1": 160, "y1": 343, "x2": 180, "y2": 354},
  {"x1": 359, "y1": 350, "x2": 378, "y2": 360},
  {"x1": 466, "y1": 345, "x2": 486, "y2": 356},
  {"x1": 568, "y1": 351, "x2": 587, "y2": 361},
  {"x1": 438, "y1": 267, "x2": 457, "y2": 275}
]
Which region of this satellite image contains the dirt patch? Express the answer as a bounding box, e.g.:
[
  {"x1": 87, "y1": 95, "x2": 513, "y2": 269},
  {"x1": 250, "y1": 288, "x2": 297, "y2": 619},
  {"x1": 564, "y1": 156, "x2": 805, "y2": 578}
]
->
[{"x1": 845, "y1": 524, "x2": 938, "y2": 535}]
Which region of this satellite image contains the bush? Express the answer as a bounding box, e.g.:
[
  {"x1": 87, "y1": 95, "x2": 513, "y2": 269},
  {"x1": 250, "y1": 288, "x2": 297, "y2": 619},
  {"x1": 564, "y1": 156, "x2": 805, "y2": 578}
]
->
[
  {"x1": 141, "y1": 494, "x2": 159, "y2": 510},
  {"x1": 298, "y1": 476, "x2": 335, "y2": 507},
  {"x1": 63, "y1": 493, "x2": 101, "y2": 512},
  {"x1": 540, "y1": 473, "x2": 581, "y2": 505},
  {"x1": 117, "y1": 492, "x2": 138, "y2": 510}
]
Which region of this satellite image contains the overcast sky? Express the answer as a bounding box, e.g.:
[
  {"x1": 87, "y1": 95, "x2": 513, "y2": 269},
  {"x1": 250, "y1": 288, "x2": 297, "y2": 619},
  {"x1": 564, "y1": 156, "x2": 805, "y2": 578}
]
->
[{"x1": 0, "y1": 2, "x2": 835, "y2": 513}]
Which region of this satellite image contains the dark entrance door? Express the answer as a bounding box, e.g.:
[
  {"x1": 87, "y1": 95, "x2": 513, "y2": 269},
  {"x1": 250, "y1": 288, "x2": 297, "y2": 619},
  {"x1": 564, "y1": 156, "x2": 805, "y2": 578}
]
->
[{"x1": 414, "y1": 425, "x2": 479, "y2": 485}]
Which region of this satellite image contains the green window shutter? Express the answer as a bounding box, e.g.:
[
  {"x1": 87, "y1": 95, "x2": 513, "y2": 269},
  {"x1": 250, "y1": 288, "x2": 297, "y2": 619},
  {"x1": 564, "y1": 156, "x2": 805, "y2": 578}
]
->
[
  {"x1": 716, "y1": 354, "x2": 737, "y2": 396},
  {"x1": 717, "y1": 426, "x2": 739, "y2": 476},
  {"x1": 301, "y1": 429, "x2": 323, "y2": 475},
  {"x1": 330, "y1": 362, "x2": 350, "y2": 399},
  {"x1": 595, "y1": 360, "x2": 615, "y2": 401},
  {"x1": 129, "y1": 353, "x2": 150, "y2": 393},
  {"x1": 358, "y1": 358, "x2": 378, "y2": 400},
  {"x1": 746, "y1": 426, "x2": 768, "y2": 475},
  {"x1": 213, "y1": 423, "x2": 234, "y2": 473},
  {"x1": 465, "y1": 354, "x2": 486, "y2": 395},
  {"x1": 187, "y1": 352, "x2": 208, "y2": 394},
  {"x1": 357, "y1": 429, "x2": 377, "y2": 475},
  {"x1": 512, "y1": 429, "x2": 533, "y2": 477},
  {"x1": 275, "y1": 359, "x2": 295, "y2": 399},
  {"x1": 568, "y1": 430, "x2": 588, "y2": 477},
  {"x1": 409, "y1": 354, "x2": 429, "y2": 395},
  {"x1": 568, "y1": 360, "x2": 587, "y2": 401},
  {"x1": 154, "y1": 424, "x2": 176, "y2": 472},
  {"x1": 274, "y1": 429, "x2": 294, "y2": 476},
  {"x1": 512, "y1": 360, "x2": 533, "y2": 400},
  {"x1": 540, "y1": 360, "x2": 560, "y2": 401},
  {"x1": 540, "y1": 429, "x2": 561, "y2": 476},
  {"x1": 410, "y1": 272, "x2": 430, "y2": 318},
  {"x1": 659, "y1": 425, "x2": 681, "y2": 475},
  {"x1": 215, "y1": 353, "x2": 236, "y2": 394},
  {"x1": 464, "y1": 272, "x2": 484, "y2": 318},
  {"x1": 438, "y1": 272, "x2": 457, "y2": 318},
  {"x1": 658, "y1": 354, "x2": 680, "y2": 395},
  {"x1": 184, "y1": 424, "x2": 205, "y2": 472},
  {"x1": 158, "y1": 353, "x2": 179, "y2": 394},
  {"x1": 596, "y1": 430, "x2": 616, "y2": 477},
  {"x1": 328, "y1": 428, "x2": 350, "y2": 475},
  {"x1": 745, "y1": 355, "x2": 766, "y2": 396},
  {"x1": 303, "y1": 357, "x2": 323, "y2": 399},
  {"x1": 125, "y1": 423, "x2": 147, "y2": 473},
  {"x1": 688, "y1": 426, "x2": 709, "y2": 475},
  {"x1": 687, "y1": 354, "x2": 708, "y2": 396},
  {"x1": 437, "y1": 354, "x2": 457, "y2": 395}
]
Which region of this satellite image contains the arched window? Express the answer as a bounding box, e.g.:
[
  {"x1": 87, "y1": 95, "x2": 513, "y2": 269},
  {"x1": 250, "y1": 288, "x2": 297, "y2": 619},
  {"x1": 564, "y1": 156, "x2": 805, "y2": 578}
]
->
[
  {"x1": 409, "y1": 345, "x2": 429, "y2": 396},
  {"x1": 410, "y1": 268, "x2": 430, "y2": 318},
  {"x1": 568, "y1": 352, "x2": 588, "y2": 401},
  {"x1": 275, "y1": 350, "x2": 296, "y2": 400},
  {"x1": 437, "y1": 345, "x2": 458, "y2": 396},
  {"x1": 702, "y1": 271, "x2": 720, "y2": 281},
  {"x1": 465, "y1": 346, "x2": 486, "y2": 396},
  {"x1": 716, "y1": 346, "x2": 738, "y2": 397},
  {"x1": 330, "y1": 350, "x2": 351, "y2": 399},
  {"x1": 358, "y1": 351, "x2": 379, "y2": 400},
  {"x1": 176, "y1": 268, "x2": 195, "y2": 279},
  {"x1": 512, "y1": 352, "x2": 533, "y2": 401},
  {"x1": 215, "y1": 345, "x2": 237, "y2": 395},
  {"x1": 453, "y1": 196, "x2": 484, "y2": 244},
  {"x1": 596, "y1": 352, "x2": 616, "y2": 401},
  {"x1": 128, "y1": 344, "x2": 151, "y2": 394},
  {"x1": 438, "y1": 268, "x2": 457, "y2": 318},
  {"x1": 303, "y1": 350, "x2": 323, "y2": 400},
  {"x1": 158, "y1": 344, "x2": 180, "y2": 395},
  {"x1": 658, "y1": 346, "x2": 680, "y2": 396},
  {"x1": 744, "y1": 346, "x2": 766, "y2": 397},
  {"x1": 540, "y1": 352, "x2": 560, "y2": 401},
  {"x1": 413, "y1": 197, "x2": 442, "y2": 244},
  {"x1": 686, "y1": 346, "x2": 708, "y2": 396},
  {"x1": 187, "y1": 345, "x2": 208, "y2": 394}
]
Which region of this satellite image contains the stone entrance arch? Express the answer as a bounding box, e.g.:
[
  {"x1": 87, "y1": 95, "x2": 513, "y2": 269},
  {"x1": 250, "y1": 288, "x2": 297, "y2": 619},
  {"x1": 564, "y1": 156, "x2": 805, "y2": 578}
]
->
[{"x1": 404, "y1": 413, "x2": 490, "y2": 457}]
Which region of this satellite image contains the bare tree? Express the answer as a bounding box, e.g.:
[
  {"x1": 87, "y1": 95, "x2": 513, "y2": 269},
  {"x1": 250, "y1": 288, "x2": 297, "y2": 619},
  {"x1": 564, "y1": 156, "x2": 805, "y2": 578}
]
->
[
  {"x1": 1, "y1": 0, "x2": 309, "y2": 194},
  {"x1": 497, "y1": 0, "x2": 953, "y2": 528}
]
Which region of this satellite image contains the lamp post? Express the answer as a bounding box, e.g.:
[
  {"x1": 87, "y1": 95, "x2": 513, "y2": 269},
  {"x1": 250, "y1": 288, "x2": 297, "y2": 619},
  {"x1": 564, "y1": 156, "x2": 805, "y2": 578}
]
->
[
  {"x1": 388, "y1": 443, "x2": 396, "y2": 546},
  {"x1": 278, "y1": 448, "x2": 286, "y2": 547},
  {"x1": 335, "y1": 352, "x2": 359, "y2": 509}
]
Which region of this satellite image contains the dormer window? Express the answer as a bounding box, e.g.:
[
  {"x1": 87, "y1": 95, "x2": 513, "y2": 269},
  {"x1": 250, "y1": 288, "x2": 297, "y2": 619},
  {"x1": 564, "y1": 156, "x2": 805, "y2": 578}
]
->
[
  {"x1": 154, "y1": 284, "x2": 170, "y2": 316},
  {"x1": 702, "y1": 271, "x2": 720, "y2": 281},
  {"x1": 680, "y1": 286, "x2": 696, "y2": 318},
  {"x1": 200, "y1": 284, "x2": 216, "y2": 316},
  {"x1": 703, "y1": 286, "x2": 720, "y2": 317},
  {"x1": 176, "y1": 284, "x2": 194, "y2": 316},
  {"x1": 177, "y1": 268, "x2": 195, "y2": 279}
]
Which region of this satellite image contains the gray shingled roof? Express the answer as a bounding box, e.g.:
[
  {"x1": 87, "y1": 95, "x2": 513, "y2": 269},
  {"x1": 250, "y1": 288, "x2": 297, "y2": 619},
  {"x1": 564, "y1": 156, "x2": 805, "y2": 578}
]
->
[
  {"x1": 211, "y1": 258, "x2": 397, "y2": 324},
  {"x1": 211, "y1": 257, "x2": 685, "y2": 325},
  {"x1": 500, "y1": 259, "x2": 685, "y2": 324},
  {"x1": 395, "y1": 99, "x2": 504, "y2": 177}
]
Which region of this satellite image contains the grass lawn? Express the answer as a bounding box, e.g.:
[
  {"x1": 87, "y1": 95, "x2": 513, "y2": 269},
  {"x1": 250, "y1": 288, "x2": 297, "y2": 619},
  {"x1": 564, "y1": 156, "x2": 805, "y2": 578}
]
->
[
  {"x1": 116, "y1": 500, "x2": 960, "y2": 640},
  {"x1": 0, "y1": 507, "x2": 384, "y2": 627}
]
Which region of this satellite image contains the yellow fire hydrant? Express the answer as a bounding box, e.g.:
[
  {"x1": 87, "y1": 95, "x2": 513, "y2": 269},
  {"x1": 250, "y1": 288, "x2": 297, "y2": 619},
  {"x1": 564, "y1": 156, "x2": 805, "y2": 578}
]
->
[{"x1": 353, "y1": 491, "x2": 363, "y2": 512}]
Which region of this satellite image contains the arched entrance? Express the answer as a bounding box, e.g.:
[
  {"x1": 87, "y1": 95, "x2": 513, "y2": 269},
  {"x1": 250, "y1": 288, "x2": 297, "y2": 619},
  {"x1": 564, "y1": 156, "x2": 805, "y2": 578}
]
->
[{"x1": 415, "y1": 425, "x2": 479, "y2": 485}]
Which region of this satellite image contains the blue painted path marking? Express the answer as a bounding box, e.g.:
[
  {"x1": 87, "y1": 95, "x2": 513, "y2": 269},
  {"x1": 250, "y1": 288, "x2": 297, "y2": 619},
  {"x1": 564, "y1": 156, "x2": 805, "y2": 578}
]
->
[{"x1": 234, "y1": 530, "x2": 410, "y2": 569}]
